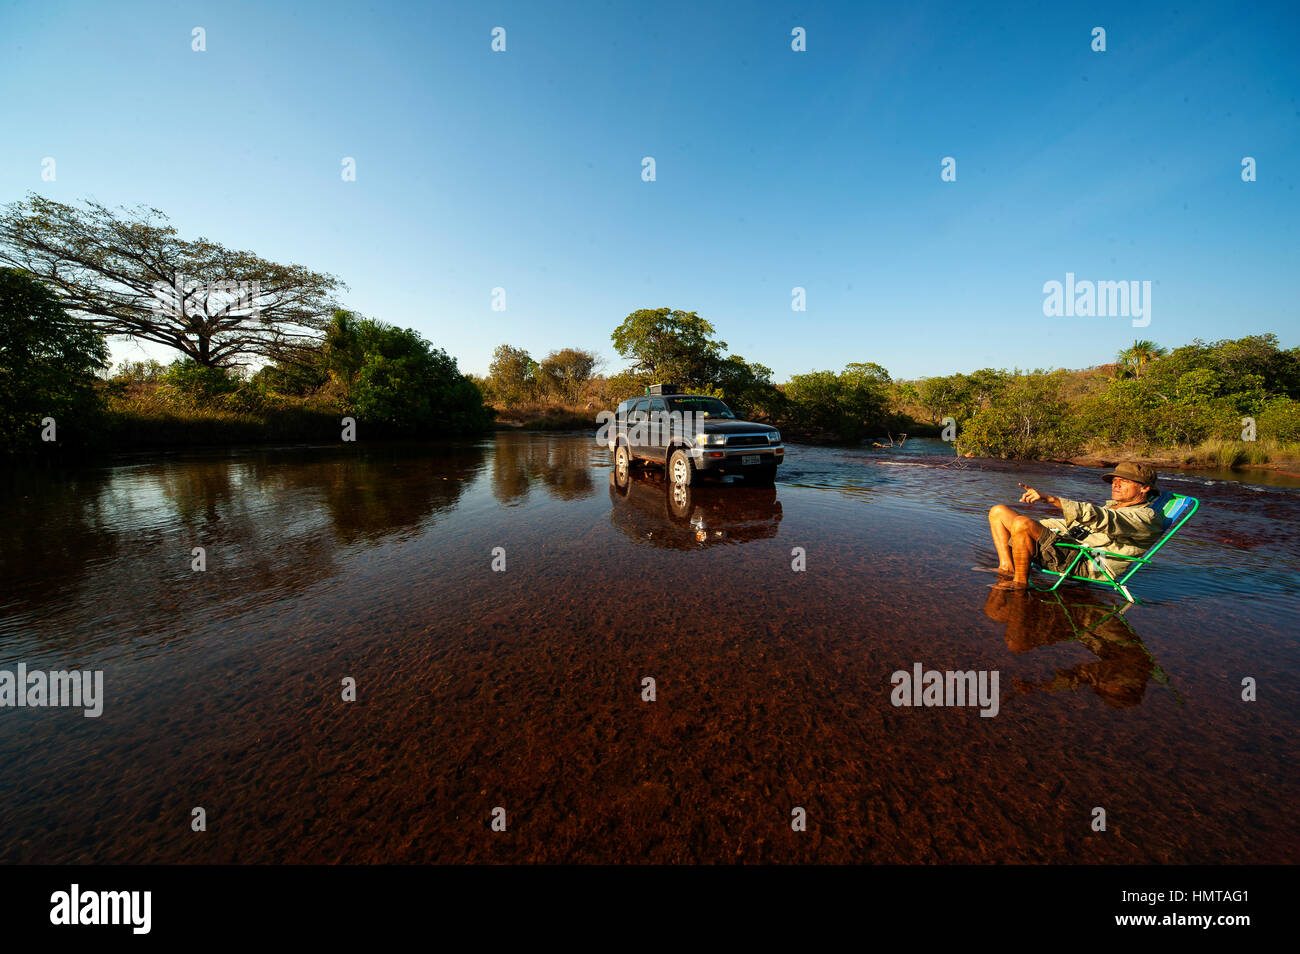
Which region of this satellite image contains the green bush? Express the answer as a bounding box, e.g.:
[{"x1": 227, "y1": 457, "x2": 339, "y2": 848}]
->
[
  {"x1": 157, "y1": 360, "x2": 239, "y2": 409},
  {"x1": 957, "y1": 371, "x2": 1083, "y2": 459},
  {"x1": 0, "y1": 267, "x2": 108, "y2": 454},
  {"x1": 1257, "y1": 396, "x2": 1300, "y2": 442},
  {"x1": 251, "y1": 357, "x2": 328, "y2": 397},
  {"x1": 324, "y1": 311, "x2": 492, "y2": 436},
  {"x1": 783, "y1": 363, "x2": 892, "y2": 442}
]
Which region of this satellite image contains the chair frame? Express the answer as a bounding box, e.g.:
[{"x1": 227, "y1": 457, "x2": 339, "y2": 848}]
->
[{"x1": 1030, "y1": 493, "x2": 1199, "y2": 603}]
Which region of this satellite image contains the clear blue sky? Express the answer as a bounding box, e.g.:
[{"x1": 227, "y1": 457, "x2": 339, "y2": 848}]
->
[{"x1": 1, "y1": 0, "x2": 1297, "y2": 381}]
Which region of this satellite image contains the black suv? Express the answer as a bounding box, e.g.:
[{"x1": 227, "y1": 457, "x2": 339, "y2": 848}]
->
[{"x1": 606, "y1": 385, "x2": 783, "y2": 486}]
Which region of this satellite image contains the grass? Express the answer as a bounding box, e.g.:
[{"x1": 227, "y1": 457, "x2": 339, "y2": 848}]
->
[
  {"x1": 1076, "y1": 437, "x2": 1300, "y2": 470},
  {"x1": 492, "y1": 401, "x2": 598, "y2": 431},
  {"x1": 1195, "y1": 437, "x2": 1248, "y2": 468},
  {"x1": 104, "y1": 394, "x2": 341, "y2": 448},
  {"x1": 1191, "y1": 437, "x2": 1300, "y2": 468}
]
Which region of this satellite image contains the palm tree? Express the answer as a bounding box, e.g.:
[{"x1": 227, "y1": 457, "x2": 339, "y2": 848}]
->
[{"x1": 1117, "y1": 340, "x2": 1166, "y2": 379}]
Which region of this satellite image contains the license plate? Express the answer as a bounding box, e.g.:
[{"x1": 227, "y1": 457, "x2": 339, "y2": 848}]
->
[{"x1": 741, "y1": 455, "x2": 761, "y2": 466}]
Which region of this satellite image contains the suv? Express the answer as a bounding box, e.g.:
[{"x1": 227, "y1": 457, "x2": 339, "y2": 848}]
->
[{"x1": 606, "y1": 385, "x2": 783, "y2": 486}]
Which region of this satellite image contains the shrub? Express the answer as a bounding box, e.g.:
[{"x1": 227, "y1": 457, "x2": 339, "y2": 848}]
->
[
  {"x1": 1257, "y1": 396, "x2": 1300, "y2": 442},
  {"x1": 783, "y1": 363, "x2": 892, "y2": 442},
  {"x1": 325, "y1": 311, "x2": 492, "y2": 436},
  {"x1": 0, "y1": 267, "x2": 108, "y2": 454},
  {"x1": 957, "y1": 371, "x2": 1083, "y2": 459},
  {"x1": 157, "y1": 360, "x2": 238, "y2": 409}
]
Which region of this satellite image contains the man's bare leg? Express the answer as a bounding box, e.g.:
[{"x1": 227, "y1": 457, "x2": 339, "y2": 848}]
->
[
  {"x1": 987, "y1": 505, "x2": 1016, "y2": 574},
  {"x1": 988, "y1": 504, "x2": 1041, "y2": 588}
]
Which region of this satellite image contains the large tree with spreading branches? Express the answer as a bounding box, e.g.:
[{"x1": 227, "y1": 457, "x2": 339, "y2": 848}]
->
[{"x1": 0, "y1": 194, "x2": 344, "y2": 368}]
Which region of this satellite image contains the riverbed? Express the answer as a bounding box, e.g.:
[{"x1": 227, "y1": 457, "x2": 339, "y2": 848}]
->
[{"x1": 1, "y1": 433, "x2": 1296, "y2": 863}]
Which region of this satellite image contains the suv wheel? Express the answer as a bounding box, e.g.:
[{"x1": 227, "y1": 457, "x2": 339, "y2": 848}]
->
[
  {"x1": 669, "y1": 448, "x2": 695, "y2": 487},
  {"x1": 614, "y1": 444, "x2": 631, "y2": 484}
]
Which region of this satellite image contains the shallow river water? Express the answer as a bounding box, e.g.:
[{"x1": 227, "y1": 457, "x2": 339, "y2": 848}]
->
[{"x1": 0, "y1": 433, "x2": 1296, "y2": 863}]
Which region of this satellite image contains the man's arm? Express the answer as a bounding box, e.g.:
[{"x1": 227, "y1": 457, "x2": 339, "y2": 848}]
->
[
  {"x1": 1018, "y1": 483, "x2": 1064, "y2": 509},
  {"x1": 1020, "y1": 484, "x2": 1160, "y2": 546}
]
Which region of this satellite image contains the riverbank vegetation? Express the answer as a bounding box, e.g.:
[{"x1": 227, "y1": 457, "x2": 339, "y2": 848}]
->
[
  {"x1": 483, "y1": 316, "x2": 1300, "y2": 470},
  {"x1": 0, "y1": 195, "x2": 492, "y2": 457},
  {"x1": 1, "y1": 265, "x2": 490, "y2": 456},
  {"x1": 97, "y1": 311, "x2": 493, "y2": 451},
  {"x1": 2, "y1": 194, "x2": 1295, "y2": 467}
]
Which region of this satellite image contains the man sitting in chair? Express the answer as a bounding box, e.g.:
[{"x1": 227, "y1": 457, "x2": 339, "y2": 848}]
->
[{"x1": 987, "y1": 462, "x2": 1165, "y2": 591}]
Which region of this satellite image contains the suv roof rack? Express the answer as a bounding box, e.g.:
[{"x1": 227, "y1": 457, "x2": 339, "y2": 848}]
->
[{"x1": 646, "y1": 383, "x2": 679, "y2": 396}]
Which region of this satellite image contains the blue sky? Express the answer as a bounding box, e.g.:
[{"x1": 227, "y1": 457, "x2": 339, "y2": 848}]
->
[{"x1": 1, "y1": 0, "x2": 1297, "y2": 381}]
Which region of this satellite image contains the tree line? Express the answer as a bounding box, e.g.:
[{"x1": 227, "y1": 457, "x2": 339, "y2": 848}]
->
[
  {"x1": 0, "y1": 194, "x2": 491, "y2": 454},
  {"x1": 3, "y1": 194, "x2": 1296, "y2": 461}
]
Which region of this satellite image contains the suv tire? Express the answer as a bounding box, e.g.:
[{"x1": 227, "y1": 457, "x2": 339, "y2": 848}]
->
[
  {"x1": 668, "y1": 447, "x2": 695, "y2": 487},
  {"x1": 614, "y1": 443, "x2": 633, "y2": 482}
]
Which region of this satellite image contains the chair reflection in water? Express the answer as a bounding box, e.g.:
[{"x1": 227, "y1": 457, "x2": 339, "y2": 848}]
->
[{"x1": 983, "y1": 588, "x2": 1182, "y2": 709}]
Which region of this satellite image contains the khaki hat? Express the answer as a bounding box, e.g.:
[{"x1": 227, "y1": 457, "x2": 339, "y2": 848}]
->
[{"x1": 1103, "y1": 462, "x2": 1158, "y2": 488}]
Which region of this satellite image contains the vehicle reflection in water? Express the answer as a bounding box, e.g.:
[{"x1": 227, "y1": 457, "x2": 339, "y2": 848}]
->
[
  {"x1": 608, "y1": 468, "x2": 782, "y2": 549},
  {"x1": 984, "y1": 587, "x2": 1177, "y2": 709}
]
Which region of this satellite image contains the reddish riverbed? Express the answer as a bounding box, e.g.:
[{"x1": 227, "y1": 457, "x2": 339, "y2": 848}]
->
[{"x1": 0, "y1": 434, "x2": 1296, "y2": 863}]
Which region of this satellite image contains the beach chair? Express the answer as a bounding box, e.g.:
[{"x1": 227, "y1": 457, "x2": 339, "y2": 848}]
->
[{"x1": 1030, "y1": 493, "x2": 1199, "y2": 603}]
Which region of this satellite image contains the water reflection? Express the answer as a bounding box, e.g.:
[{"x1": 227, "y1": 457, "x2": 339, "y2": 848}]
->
[
  {"x1": 491, "y1": 433, "x2": 597, "y2": 504},
  {"x1": 984, "y1": 588, "x2": 1173, "y2": 708},
  {"x1": 0, "y1": 442, "x2": 487, "y2": 658},
  {"x1": 608, "y1": 469, "x2": 782, "y2": 548},
  {"x1": 0, "y1": 467, "x2": 120, "y2": 618}
]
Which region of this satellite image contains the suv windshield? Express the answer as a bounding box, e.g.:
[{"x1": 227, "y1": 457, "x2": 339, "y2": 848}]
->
[{"x1": 666, "y1": 396, "x2": 736, "y2": 419}]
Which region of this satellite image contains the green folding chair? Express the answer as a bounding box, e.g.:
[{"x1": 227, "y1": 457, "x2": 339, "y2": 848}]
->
[{"x1": 1030, "y1": 492, "x2": 1199, "y2": 603}]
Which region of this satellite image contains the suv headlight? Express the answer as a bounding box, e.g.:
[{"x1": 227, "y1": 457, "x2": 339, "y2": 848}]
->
[
  {"x1": 695, "y1": 433, "x2": 726, "y2": 445},
  {"x1": 768, "y1": 430, "x2": 781, "y2": 444}
]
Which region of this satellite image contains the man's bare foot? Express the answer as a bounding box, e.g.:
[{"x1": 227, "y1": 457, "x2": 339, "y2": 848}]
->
[
  {"x1": 996, "y1": 564, "x2": 1014, "y2": 577},
  {"x1": 991, "y1": 580, "x2": 1028, "y2": 591}
]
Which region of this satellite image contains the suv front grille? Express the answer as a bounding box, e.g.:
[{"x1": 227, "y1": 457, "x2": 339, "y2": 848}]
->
[{"x1": 726, "y1": 435, "x2": 769, "y2": 447}]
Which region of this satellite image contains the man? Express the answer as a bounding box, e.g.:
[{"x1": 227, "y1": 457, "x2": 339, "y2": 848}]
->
[{"x1": 987, "y1": 462, "x2": 1166, "y2": 591}]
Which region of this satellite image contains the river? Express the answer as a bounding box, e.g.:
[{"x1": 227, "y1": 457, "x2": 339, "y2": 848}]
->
[{"x1": 1, "y1": 433, "x2": 1296, "y2": 862}]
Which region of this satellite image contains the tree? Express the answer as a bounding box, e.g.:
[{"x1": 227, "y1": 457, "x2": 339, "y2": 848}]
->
[
  {"x1": 917, "y1": 374, "x2": 969, "y2": 423},
  {"x1": 487, "y1": 344, "x2": 539, "y2": 407},
  {"x1": 1116, "y1": 340, "x2": 1167, "y2": 379},
  {"x1": 322, "y1": 311, "x2": 490, "y2": 435},
  {"x1": 915, "y1": 369, "x2": 1005, "y2": 423},
  {"x1": 610, "y1": 307, "x2": 726, "y2": 387},
  {"x1": 958, "y1": 371, "x2": 1081, "y2": 459},
  {"x1": 538, "y1": 347, "x2": 600, "y2": 404},
  {"x1": 0, "y1": 194, "x2": 343, "y2": 368},
  {"x1": 784, "y1": 362, "x2": 892, "y2": 441},
  {"x1": 0, "y1": 267, "x2": 108, "y2": 453}
]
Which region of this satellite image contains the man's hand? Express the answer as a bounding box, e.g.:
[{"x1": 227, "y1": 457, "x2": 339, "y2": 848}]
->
[{"x1": 1018, "y1": 483, "x2": 1060, "y2": 508}]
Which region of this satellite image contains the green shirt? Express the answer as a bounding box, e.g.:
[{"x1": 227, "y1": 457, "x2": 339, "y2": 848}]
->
[{"x1": 1039, "y1": 494, "x2": 1166, "y2": 580}]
